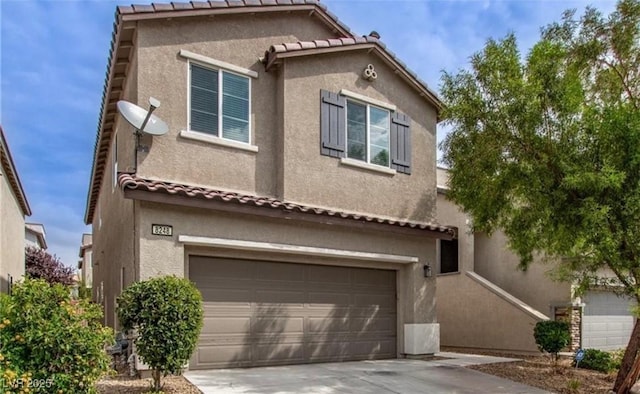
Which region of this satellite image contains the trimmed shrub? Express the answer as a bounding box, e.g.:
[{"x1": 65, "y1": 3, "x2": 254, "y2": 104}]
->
[
  {"x1": 117, "y1": 276, "x2": 203, "y2": 392},
  {"x1": 0, "y1": 279, "x2": 113, "y2": 393},
  {"x1": 534, "y1": 320, "x2": 571, "y2": 363},
  {"x1": 575, "y1": 348, "x2": 615, "y2": 373}
]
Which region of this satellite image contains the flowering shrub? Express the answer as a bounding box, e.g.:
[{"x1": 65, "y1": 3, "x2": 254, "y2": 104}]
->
[
  {"x1": 0, "y1": 279, "x2": 112, "y2": 393},
  {"x1": 25, "y1": 247, "x2": 74, "y2": 285}
]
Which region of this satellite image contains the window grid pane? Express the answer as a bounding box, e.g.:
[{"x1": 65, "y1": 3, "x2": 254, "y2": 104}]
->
[
  {"x1": 346, "y1": 100, "x2": 390, "y2": 166},
  {"x1": 190, "y1": 64, "x2": 218, "y2": 135},
  {"x1": 222, "y1": 71, "x2": 250, "y2": 143},
  {"x1": 347, "y1": 101, "x2": 367, "y2": 161}
]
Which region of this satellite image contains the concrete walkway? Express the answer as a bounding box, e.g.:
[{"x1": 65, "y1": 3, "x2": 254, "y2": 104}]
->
[{"x1": 184, "y1": 353, "x2": 550, "y2": 394}]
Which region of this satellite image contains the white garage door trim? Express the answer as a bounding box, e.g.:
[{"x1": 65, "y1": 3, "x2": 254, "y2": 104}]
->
[{"x1": 178, "y1": 235, "x2": 419, "y2": 264}]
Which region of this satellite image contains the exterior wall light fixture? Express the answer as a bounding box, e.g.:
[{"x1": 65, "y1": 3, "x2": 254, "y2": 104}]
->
[{"x1": 423, "y1": 264, "x2": 432, "y2": 278}]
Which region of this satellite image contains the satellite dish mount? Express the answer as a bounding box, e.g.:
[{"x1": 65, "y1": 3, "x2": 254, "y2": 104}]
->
[{"x1": 116, "y1": 97, "x2": 169, "y2": 171}]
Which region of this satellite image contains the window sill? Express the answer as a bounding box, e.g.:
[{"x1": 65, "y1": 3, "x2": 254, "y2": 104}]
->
[
  {"x1": 437, "y1": 271, "x2": 461, "y2": 277},
  {"x1": 340, "y1": 158, "x2": 396, "y2": 175},
  {"x1": 180, "y1": 130, "x2": 258, "y2": 153}
]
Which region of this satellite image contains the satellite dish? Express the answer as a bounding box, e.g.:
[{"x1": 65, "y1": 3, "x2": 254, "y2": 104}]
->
[{"x1": 117, "y1": 97, "x2": 168, "y2": 136}]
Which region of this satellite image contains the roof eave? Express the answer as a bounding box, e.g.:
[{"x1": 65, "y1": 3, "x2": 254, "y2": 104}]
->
[
  {"x1": 118, "y1": 174, "x2": 455, "y2": 240},
  {"x1": 265, "y1": 44, "x2": 443, "y2": 115},
  {"x1": 0, "y1": 126, "x2": 31, "y2": 216}
]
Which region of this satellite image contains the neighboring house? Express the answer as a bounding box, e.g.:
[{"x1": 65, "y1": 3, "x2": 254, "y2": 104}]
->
[
  {"x1": 0, "y1": 126, "x2": 32, "y2": 293},
  {"x1": 78, "y1": 233, "x2": 92, "y2": 289},
  {"x1": 436, "y1": 167, "x2": 636, "y2": 353},
  {"x1": 85, "y1": 1, "x2": 454, "y2": 370},
  {"x1": 25, "y1": 223, "x2": 47, "y2": 249}
]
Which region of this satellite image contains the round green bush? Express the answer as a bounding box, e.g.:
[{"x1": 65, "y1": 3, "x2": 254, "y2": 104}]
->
[
  {"x1": 575, "y1": 348, "x2": 615, "y2": 373},
  {"x1": 117, "y1": 276, "x2": 203, "y2": 392},
  {"x1": 534, "y1": 320, "x2": 571, "y2": 362},
  {"x1": 0, "y1": 279, "x2": 113, "y2": 393}
]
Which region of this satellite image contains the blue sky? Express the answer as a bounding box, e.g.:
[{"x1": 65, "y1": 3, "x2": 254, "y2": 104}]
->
[{"x1": 0, "y1": 0, "x2": 617, "y2": 267}]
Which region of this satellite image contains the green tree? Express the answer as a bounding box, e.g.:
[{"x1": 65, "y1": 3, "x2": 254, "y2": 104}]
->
[
  {"x1": 439, "y1": 0, "x2": 639, "y2": 392},
  {"x1": 533, "y1": 321, "x2": 571, "y2": 365},
  {"x1": 117, "y1": 276, "x2": 203, "y2": 392}
]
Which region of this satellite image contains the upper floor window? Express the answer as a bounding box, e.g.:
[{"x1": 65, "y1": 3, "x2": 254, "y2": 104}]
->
[
  {"x1": 320, "y1": 89, "x2": 412, "y2": 174},
  {"x1": 190, "y1": 63, "x2": 250, "y2": 144},
  {"x1": 346, "y1": 100, "x2": 390, "y2": 167}
]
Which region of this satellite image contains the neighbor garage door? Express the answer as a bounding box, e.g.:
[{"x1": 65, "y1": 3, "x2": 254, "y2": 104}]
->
[
  {"x1": 583, "y1": 291, "x2": 636, "y2": 350},
  {"x1": 189, "y1": 256, "x2": 397, "y2": 369}
]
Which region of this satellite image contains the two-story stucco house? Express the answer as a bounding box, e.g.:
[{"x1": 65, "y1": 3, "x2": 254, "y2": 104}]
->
[
  {"x1": 85, "y1": 1, "x2": 454, "y2": 370},
  {"x1": 25, "y1": 223, "x2": 47, "y2": 250},
  {"x1": 436, "y1": 167, "x2": 636, "y2": 354},
  {"x1": 1, "y1": 126, "x2": 32, "y2": 294},
  {"x1": 78, "y1": 233, "x2": 93, "y2": 289}
]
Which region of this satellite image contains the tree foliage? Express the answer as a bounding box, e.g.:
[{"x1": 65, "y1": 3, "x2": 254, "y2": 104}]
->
[
  {"x1": 0, "y1": 279, "x2": 113, "y2": 393},
  {"x1": 117, "y1": 276, "x2": 203, "y2": 392},
  {"x1": 25, "y1": 246, "x2": 74, "y2": 286},
  {"x1": 441, "y1": 0, "x2": 640, "y2": 295},
  {"x1": 439, "y1": 0, "x2": 639, "y2": 391}
]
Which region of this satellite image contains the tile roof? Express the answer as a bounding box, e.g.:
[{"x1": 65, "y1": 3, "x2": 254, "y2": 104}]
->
[
  {"x1": 119, "y1": 173, "x2": 455, "y2": 236},
  {"x1": 0, "y1": 126, "x2": 31, "y2": 216},
  {"x1": 264, "y1": 37, "x2": 442, "y2": 110},
  {"x1": 115, "y1": 0, "x2": 353, "y2": 35}
]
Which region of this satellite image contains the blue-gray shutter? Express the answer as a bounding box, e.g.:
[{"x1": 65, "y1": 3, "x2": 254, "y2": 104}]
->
[
  {"x1": 390, "y1": 112, "x2": 411, "y2": 174},
  {"x1": 320, "y1": 90, "x2": 346, "y2": 158}
]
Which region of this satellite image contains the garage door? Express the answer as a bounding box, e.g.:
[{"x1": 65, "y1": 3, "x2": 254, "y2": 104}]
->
[
  {"x1": 583, "y1": 291, "x2": 636, "y2": 350},
  {"x1": 189, "y1": 256, "x2": 397, "y2": 369}
]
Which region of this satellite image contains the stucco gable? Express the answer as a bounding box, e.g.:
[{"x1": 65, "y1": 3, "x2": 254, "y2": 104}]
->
[{"x1": 264, "y1": 37, "x2": 442, "y2": 113}]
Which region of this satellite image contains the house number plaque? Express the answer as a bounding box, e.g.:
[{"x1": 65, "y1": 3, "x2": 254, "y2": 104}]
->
[{"x1": 151, "y1": 224, "x2": 173, "y2": 236}]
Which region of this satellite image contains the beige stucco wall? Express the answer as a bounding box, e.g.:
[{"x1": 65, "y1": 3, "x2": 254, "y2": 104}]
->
[
  {"x1": 474, "y1": 231, "x2": 571, "y2": 316},
  {"x1": 0, "y1": 171, "x2": 26, "y2": 293},
  {"x1": 280, "y1": 53, "x2": 437, "y2": 221},
  {"x1": 91, "y1": 53, "x2": 139, "y2": 328},
  {"x1": 134, "y1": 12, "x2": 337, "y2": 198},
  {"x1": 437, "y1": 273, "x2": 542, "y2": 353},
  {"x1": 436, "y1": 193, "x2": 472, "y2": 272},
  {"x1": 436, "y1": 177, "x2": 555, "y2": 353},
  {"x1": 135, "y1": 200, "x2": 438, "y2": 355},
  {"x1": 25, "y1": 229, "x2": 41, "y2": 249},
  {"x1": 81, "y1": 249, "x2": 93, "y2": 288}
]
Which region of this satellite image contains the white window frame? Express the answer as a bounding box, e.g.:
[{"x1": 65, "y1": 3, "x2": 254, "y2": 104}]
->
[
  {"x1": 344, "y1": 98, "x2": 391, "y2": 169},
  {"x1": 185, "y1": 58, "x2": 253, "y2": 146}
]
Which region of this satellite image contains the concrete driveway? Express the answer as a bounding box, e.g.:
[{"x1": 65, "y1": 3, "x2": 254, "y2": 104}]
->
[{"x1": 184, "y1": 353, "x2": 550, "y2": 394}]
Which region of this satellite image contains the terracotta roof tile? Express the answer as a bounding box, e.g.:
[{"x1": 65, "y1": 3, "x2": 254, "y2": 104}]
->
[
  {"x1": 152, "y1": 3, "x2": 173, "y2": 11},
  {"x1": 191, "y1": 1, "x2": 211, "y2": 9},
  {"x1": 119, "y1": 174, "x2": 454, "y2": 236},
  {"x1": 132, "y1": 4, "x2": 154, "y2": 12}
]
